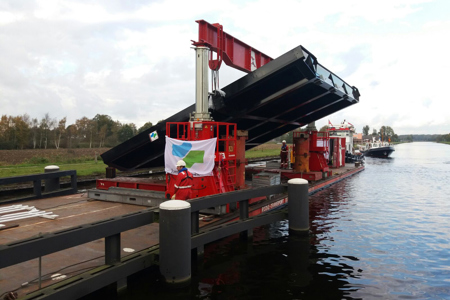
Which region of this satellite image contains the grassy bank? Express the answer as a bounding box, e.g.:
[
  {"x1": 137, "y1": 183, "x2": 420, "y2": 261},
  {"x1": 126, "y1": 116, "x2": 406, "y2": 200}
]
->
[
  {"x1": 0, "y1": 144, "x2": 283, "y2": 178},
  {"x1": 0, "y1": 159, "x2": 108, "y2": 178},
  {"x1": 245, "y1": 144, "x2": 281, "y2": 158}
]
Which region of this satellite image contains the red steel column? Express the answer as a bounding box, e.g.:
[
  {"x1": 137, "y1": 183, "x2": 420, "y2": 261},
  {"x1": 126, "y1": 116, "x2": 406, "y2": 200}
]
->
[{"x1": 294, "y1": 134, "x2": 310, "y2": 173}]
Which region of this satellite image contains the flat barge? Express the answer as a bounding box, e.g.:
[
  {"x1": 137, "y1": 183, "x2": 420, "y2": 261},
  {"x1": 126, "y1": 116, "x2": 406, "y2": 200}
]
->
[{"x1": 0, "y1": 161, "x2": 363, "y2": 298}]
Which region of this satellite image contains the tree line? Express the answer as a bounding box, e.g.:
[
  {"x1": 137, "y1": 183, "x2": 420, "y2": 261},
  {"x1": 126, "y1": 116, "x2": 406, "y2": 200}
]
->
[
  {"x1": 363, "y1": 126, "x2": 450, "y2": 143},
  {"x1": 0, "y1": 113, "x2": 157, "y2": 150},
  {"x1": 397, "y1": 134, "x2": 450, "y2": 143},
  {"x1": 2, "y1": 114, "x2": 449, "y2": 150},
  {"x1": 362, "y1": 125, "x2": 399, "y2": 142}
]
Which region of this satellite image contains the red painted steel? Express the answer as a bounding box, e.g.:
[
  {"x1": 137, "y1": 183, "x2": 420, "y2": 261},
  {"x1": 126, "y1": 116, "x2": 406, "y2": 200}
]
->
[
  {"x1": 192, "y1": 20, "x2": 273, "y2": 73},
  {"x1": 329, "y1": 137, "x2": 345, "y2": 168},
  {"x1": 96, "y1": 179, "x2": 118, "y2": 190},
  {"x1": 308, "y1": 131, "x2": 330, "y2": 173},
  {"x1": 96, "y1": 177, "x2": 167, "y2": 192},
  {"x1": 165, "y1": 121, "x2": 238, "y2": 202},
  {"x1": 138, "y1": 182, "x2": 166, "y2": 192},
  {"x1": 292, "y1": 132, "x2": 310, "y2": 172},
  {"x1": 340, "y1": 138, "x2": 346, "y2": 167}
]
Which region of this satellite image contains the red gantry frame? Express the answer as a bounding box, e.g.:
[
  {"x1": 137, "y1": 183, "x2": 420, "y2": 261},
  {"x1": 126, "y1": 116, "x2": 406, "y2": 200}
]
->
[
  {"x1": 165, "y1": 121, "x2": 241, "y2": 202},
  {"x1": 192, "y1": 20, "x2": 273, "y2": 73}
]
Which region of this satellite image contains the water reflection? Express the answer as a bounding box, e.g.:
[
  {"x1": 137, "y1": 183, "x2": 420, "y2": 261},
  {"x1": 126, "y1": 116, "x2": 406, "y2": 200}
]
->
[
  {"x1": 192, "y1": 230, "x2": 361, "y2": 300},
  {"x1": 120, "y1": 143, "x2": 450, "y2": 299}
]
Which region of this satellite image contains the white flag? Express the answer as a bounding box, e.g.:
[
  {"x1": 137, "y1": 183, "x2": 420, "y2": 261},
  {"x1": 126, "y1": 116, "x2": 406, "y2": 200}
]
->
[{"x1": 164, "y1": 136, "x2": 217, "y2": 177}]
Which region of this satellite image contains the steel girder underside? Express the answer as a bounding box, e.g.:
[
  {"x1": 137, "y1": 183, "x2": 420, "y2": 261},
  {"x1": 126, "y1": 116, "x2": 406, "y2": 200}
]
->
[{"x1": 101, "y1": 45, "x2": 360, "y2": 171}]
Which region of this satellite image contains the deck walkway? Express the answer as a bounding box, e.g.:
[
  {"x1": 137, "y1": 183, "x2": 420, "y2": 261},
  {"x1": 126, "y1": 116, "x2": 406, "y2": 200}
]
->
[{"x1": 0, "y1": 194, "x2": 158, "y2": 296}]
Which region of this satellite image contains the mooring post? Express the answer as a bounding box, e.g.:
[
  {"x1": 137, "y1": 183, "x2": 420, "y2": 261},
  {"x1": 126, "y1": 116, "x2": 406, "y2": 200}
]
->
[
  {"x1": 159, "y1": 200, "x2": 191, "y2": 287},
  {"x1": 106, "y1": 167, "x2": 116, "y2": 178},
  {"x1": 288, "y1": 178, "x2": 309, "y2": 235},
  {"x1": 44, "y1": 165, "x2": 60, "y2": 193}
]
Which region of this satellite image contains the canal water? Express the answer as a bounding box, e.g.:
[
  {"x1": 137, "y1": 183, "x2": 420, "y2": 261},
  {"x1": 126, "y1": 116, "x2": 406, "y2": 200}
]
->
[{"x1": 120, "y1": 142, "x2": 450, "y2": 300}]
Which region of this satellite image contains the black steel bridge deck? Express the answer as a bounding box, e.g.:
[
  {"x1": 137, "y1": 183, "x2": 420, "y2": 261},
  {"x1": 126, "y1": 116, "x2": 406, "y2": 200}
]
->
[{"x1": 102, "y1": 45, "x2": 360, "y2": 171}]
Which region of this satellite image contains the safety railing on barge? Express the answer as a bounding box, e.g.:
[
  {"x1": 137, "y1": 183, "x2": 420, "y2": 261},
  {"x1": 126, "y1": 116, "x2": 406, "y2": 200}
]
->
[
  {"x1": 0, "y1": 183, "x2": 306, "y2": 300},
  {"x1": 0, "y1": 170, "x2": 77, "y2": 203}
]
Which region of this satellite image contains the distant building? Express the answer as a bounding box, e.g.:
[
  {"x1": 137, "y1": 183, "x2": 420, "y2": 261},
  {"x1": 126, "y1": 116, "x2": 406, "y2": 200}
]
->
[{"x1": 353, "y1": 133, "x2": 363, "y2": 145}]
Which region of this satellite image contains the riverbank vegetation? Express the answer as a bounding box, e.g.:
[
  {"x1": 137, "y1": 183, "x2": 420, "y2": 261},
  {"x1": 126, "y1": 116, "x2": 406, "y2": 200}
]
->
[
  {"x1": 245, "y1": 143, "x2": 280, "y2": 158},
  {"x1": 0, "y1": 113, "x2": 158, "y2": 150},
  {"x1": 0, "y1": 160, "x2": 108, "y2": 178},
  {"x1": 2, "y1": 113, "x2": 449, "y2": 150},
  {"x1": 0, "y1": 144, "x2": 281, "y2": 178}
]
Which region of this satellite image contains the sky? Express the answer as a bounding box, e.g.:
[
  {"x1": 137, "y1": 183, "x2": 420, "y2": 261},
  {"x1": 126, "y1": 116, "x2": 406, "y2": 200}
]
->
[{"x1": 1, "y1": 0, "x2": 449, "y2": 135}]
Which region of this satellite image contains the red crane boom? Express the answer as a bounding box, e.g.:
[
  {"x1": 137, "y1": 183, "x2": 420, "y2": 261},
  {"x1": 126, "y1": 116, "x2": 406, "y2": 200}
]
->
[{"x1": 192, "y1": 20, "x2": 273, "y2": 73}]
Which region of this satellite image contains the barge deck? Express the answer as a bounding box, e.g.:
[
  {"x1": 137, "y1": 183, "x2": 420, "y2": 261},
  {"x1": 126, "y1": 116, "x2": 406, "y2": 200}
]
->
[{"x1": 0, "y1": 163, "x2": 364, "y2": 298}]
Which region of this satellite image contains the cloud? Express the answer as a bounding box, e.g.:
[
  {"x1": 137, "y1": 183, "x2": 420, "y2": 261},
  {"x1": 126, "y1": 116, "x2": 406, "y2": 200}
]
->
[{"x1": 1, "y1": 0, "x2": 450, "y2": 136}]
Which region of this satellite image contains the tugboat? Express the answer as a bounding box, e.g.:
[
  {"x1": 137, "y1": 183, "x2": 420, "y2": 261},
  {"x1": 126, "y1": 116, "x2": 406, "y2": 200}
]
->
[{"x1": 362, "y1": 138, "x2": 395, "y2": 158}]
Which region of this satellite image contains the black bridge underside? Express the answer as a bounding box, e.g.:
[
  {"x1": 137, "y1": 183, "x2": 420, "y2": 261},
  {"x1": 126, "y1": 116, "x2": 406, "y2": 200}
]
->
[{"x1": 102, "y1": 45, "x2": 360, "y2": 171}]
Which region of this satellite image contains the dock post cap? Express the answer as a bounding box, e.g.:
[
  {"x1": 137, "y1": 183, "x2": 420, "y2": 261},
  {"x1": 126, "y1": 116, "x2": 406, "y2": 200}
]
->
[
  {"x1": 160, "y1": 200, "x2": 191, "y2": 210},
  {"x1": 44, "y1": 165, "x2": 60, "y2": 170},
  {"x1": 288, "y1": 178, "x2": 308, "y2": 185}
]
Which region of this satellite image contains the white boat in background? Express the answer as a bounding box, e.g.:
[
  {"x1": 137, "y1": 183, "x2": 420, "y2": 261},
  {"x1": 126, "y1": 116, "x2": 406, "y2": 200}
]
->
[{"x1": 362, "y1": 138, "x2": 395, "y2": 158}]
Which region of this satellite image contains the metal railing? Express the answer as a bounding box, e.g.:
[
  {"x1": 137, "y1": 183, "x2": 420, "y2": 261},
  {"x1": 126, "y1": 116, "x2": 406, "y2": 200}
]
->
[
  {"x1": 0, "y1": 170, "x2": 77, "y2": 203},
  {"x1": 0, "y1": 184, "x2": 293, "y2": 300}
]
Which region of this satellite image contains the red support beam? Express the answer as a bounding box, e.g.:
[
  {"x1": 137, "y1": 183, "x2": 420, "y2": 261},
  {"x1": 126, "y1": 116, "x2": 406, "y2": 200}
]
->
[{"x1": 192, "y1": 20, "x2": 273, "y2": 73}]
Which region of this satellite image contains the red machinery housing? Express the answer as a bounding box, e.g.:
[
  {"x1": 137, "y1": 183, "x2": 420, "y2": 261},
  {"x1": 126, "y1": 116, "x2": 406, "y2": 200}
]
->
[
  {"x1": 291, "y1": 130, "x2": 329, "y2": 173},
  {"x1": 165, "y1": 121, "x2": 247, "y2": 201},
  {"x1": 329, "y1": 137, "x2": 346, "y2": 168},
  {"x1": 309, "y1": 131, "x2": 330, "y2": 173}
]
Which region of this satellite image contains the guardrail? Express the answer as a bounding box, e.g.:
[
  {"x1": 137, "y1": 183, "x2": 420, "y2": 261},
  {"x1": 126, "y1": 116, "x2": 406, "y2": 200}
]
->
[
  {"x1": 0, "y1": 170, "x2": 77, "y2": 203},
  {"x1": 0, "y1": 181, "x2": 309, "y2": 300}
]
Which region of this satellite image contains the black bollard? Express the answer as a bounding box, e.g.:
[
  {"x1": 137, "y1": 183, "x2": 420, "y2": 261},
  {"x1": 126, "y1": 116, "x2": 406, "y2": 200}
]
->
[
  {"x1": 159, "y1": 200, "x2": 191, "y2": 287},
  {"x1": 106, "y1": 167, "x2": 116, "y2": 178},
  {"x1": 44, "y1": 165, "x2": 60, "y2": 193},
  {"x1": 288, "y1": 178, "x2": 309, "y2": 235}
]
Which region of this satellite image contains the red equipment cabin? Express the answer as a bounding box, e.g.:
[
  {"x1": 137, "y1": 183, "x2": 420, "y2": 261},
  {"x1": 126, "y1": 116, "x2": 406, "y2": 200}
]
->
[
  {"x1": 291, "y1": 130, "x2": 330, "y2": 173},
  {"x1": 309, "y1": 131, "x2": 330, "y2": 173},
  {"x1": 329, "y1": 137, "x2": 346, "y2": 168},
  {"x1": 165, "y1": 122, "x2": 248, "y2": 202}
]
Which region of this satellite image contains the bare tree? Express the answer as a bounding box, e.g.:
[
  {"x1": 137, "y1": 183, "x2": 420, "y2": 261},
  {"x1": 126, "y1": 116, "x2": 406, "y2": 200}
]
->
[
  {"x1": 66, "y1": 124, "x2": 78, "y2": 148},
  {"x1": 54, "y1": 117, "x2": 66, "y2": 149},
  {"x1": 30, "y1": 118, "x2": 39, "y2": 148},
  {"x1": 98, "y1": 125, "x2": 107, "y2": 148},
  {"x1": 40, "y1": 113, "x2": 55, "y2": 149}
]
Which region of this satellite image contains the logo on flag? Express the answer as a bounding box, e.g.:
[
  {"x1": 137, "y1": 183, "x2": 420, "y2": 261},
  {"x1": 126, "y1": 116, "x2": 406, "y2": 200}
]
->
[
  {"x1": 165, "y1": 136, "x2": 217, "y2": 177},
  {"x1": 149, "y1": 131, "x2": 159, "y2": 142}
]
